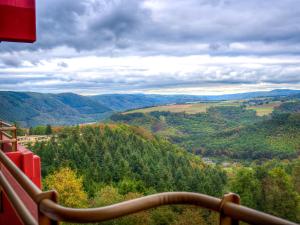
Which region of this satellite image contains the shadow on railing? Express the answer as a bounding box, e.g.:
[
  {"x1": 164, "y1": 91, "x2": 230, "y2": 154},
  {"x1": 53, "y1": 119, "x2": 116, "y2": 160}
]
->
[{"x1": 0, "y1": 121, "x2": 298, "y2": 225}]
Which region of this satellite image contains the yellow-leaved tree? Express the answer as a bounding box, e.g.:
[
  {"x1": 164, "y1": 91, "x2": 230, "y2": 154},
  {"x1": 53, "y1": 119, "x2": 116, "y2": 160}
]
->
[{"x1": 44, "y1": 167, "x2": 88, "y2": 208}]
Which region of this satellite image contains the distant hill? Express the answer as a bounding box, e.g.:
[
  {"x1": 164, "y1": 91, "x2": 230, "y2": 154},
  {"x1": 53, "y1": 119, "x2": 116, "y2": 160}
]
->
[
  {"x1": 90, "y1": 94, "x2": 208, "y2": 111},
  {"x1": 1, "y1": 89, "x2": 299, "y2": 127},
  {"x1": 92, "y1": 89, "x2": 300, "y2": 111},
  {"x1": 210, "y1": 89, "x2": 300, "y2": 100},
  {"x1": 0, "y1": 92, "x2": 112, "y2": 127},
  {"x1": 55, "y1": 93, "x2": 111, "y2": 115}
]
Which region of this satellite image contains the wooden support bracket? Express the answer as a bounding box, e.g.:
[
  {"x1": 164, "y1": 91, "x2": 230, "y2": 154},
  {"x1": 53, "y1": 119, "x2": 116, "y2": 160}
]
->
[
  {"x1": 219, "y1": 193, "x2": 240, "y2": 225},
  {"x1": 36, "y1": 190, "x2": 59, "y2": 225}
]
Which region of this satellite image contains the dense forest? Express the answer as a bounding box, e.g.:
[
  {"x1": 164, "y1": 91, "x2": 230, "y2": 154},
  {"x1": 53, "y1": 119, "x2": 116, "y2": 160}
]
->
[
  {"x1": 111, "y1": 101, "x2": 300, "y2": 161},
  {"x1": 31, "y1": 124, "x2": 300, "y2": 224},
  {"x1": 32, "y1": 124, "x2": 227, "y2": 197}
]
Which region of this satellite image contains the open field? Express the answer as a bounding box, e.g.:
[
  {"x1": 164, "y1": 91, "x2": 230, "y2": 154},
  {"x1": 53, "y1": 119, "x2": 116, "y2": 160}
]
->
[
  {"x1": 124, "y1": 101, "x2": 240, "y2": 114},
  {"x1": 246, "y1": 102, "x2": 281, "y2": 116},
  {"x1": 125, "y1": 101, "x2": 281, "y2": 115}
]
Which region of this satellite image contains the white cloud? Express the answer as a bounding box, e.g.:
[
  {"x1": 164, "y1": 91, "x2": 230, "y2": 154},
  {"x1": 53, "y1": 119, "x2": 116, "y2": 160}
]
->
[
  {"x1": 1, "y1": 0, "x2": 300, "y2": 94},
  {"x1": 1, "y1": 53, "x2": 300, "y2": 94}
]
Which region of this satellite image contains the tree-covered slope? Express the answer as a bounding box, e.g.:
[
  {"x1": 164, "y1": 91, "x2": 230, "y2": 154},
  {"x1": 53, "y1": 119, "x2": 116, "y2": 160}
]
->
[
  {"x1": 0, "y1": 91, "x2": 112, "y2": 127},
  {"x1": 32, "y1": 124, "x2": 227, "y2": 197},
  {"x1": 32, "y1": 123, "x2": 300, "y2": 223},
  {"x1": 55, "y1": 93, "x2": 111, "y2": 114},
  {"x1": 111, "y1": 104, "x2": 300, "y2": 160},
  {"x1": 90, "y1": 94, "x2": 207, "y2": 111}
]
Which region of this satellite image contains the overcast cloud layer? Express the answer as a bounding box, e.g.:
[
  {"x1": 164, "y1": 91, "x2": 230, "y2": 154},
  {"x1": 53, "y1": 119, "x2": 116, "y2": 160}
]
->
[{"x1": 1, "y1": 0, "x2": 300, "y2": 95}]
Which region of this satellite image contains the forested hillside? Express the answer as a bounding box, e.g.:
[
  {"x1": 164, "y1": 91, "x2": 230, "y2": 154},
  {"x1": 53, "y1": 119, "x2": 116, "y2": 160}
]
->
[
  {"x1": 90, "y1": 94, "x2": 208, "y2": 111},
  {"x1": 111, "y1": 101, "x2": 300, "y2": 160},
  {"x1": 0, "y1": 92, "x2": 112, "y2": 127},
  {"x1": 229, "y1": 159, "x2": 300, "y2": 222},
  {"x1": 31, "y1": 124, "x2": 299, "y2": 224},
  {"x1": 1, "y1": 89, "x2": 299, "y2": 127},
  {"x1": 32, "y1": 124, "x2": 226, "y2": 197},
  {"x1": 32, "y1": 124, "x2": 227, "y2": 225}
]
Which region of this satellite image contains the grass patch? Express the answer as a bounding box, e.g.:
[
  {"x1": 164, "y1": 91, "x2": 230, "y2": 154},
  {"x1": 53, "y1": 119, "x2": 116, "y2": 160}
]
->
[
  {"x1": 247, "y1": 102, "x2": 281, "y2": 116},
  {"x1": 125, "y1": 101, "x2": 240, "y2": 114}
]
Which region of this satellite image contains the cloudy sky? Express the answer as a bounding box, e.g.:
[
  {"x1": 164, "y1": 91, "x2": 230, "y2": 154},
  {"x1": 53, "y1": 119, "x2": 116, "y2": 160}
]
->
[{"x1": 1, "y1": 0, "x2": 300, "y2": 95}]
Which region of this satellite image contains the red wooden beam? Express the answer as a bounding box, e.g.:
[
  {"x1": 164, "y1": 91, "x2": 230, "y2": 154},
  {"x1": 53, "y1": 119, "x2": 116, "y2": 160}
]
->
[{"x1": 0, "y1": 0, "x2": 36, "y2": 43}]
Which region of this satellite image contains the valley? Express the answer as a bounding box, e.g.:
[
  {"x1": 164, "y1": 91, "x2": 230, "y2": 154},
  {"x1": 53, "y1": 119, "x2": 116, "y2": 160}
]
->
[
  {"x1": 112, "y1": 98, "x2": 300, "y2": 162},
  {"x1": 7, "y1": 89, "x2": 300, "y2": 224},
  {"x1": 30, "y1": 121, "x2": 300, "y2": 224}
]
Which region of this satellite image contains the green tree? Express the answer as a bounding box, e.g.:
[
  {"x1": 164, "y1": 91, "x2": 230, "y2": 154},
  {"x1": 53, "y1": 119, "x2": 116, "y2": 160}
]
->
[
  {"x1": 121, "y1": 192, "x2": 151, "y2": 225},
  {"x1": 93, "y1": 186, "x2": 151, "y2": 225},
  {"x1": 230, "y1": 168, "x2": 262, "y2": 209},
  {"x1": 14, "y1": 122, "x2": 27, "y2": 136},
  {"x1": 172, "y1": 207, "x2": 206, "y2": 225},
  {"x1": 118, "y1": 179, "x2": 147, "y2": 195},
  {"x1": 292, "y1": 159, "x2": 300, "y2": 193},
  {"x1": 45, "y1": 124, "x2": 53, "y2": 135},
  {"x1": 29, "y1": 127, "x2": 34, "y2": 135},
  {"x1": 30, "y1": 125, "x2": 47, "y2": 135},
  {"x1": 93, "y1": 186, "x2": 122, "y2": 207},
  {"x1": 262, "y1": 167, "x2": 299, "y2": 222},
  {"x1": 150, "y1": 206, "x2": 175, "y2": 225}
]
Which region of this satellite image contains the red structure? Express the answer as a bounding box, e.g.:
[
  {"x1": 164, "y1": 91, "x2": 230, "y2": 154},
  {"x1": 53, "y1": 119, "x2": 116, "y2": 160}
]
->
[
  {"x1": 0, "y1": 0, "x2": 36, "y2": 42},
  {"x1": 0, "y1": 134, "x2": 41, "y2": 225}
]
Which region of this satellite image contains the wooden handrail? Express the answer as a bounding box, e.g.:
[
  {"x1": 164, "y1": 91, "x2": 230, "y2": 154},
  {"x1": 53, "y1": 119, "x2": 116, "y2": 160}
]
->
[
  {"x1": 0, "y1": 150, "x2": 298, "y2": 225},
  {"x1": 1, "y1": 131, "x2": 13, "y2": 139},
  {"x1": 0, "y1": 121, "x2": 14, "y2": 127},
  {"x1": 0, "y1": 139, "x2": 17, "y2": 144},
  {"x1": 0, "y1": 127, "x2": 17, "y2": 132}
]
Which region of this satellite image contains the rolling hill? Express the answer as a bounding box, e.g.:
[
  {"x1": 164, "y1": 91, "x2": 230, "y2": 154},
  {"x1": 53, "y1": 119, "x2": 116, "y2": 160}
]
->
[
  {"x1": 0, "y1": 92, "x2": 112, "y2": 127},
  {"x1": 111, "y1": 101, "x2": 300, "y2": 160},
  {"x1": 90, "y1": 94, "x2": 208, "y2": 111},
  {"x1": 91, "y1": 89, "x2": 300, "y2": 112},
  {"x1": 1, "y1": 89, "x2": 300, "y2": 127}
]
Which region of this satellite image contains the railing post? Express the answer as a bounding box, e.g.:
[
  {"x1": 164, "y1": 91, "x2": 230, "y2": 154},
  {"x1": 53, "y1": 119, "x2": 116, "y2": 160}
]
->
[
  {"x1": 219, "y1": 193, "x2": 240, "y2": 225},
  {"x1": 36, "y1": 191, "x2": 59, "y2": 225}
]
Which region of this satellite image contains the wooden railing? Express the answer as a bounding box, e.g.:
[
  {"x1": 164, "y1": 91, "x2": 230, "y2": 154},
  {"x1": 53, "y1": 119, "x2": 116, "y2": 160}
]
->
[
  {"x1": 0, "y1": 120, "x2": 17, "y2": 151},
  {"x1": 0, "y1": 121, "x2": 298, "y2": 225}
]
